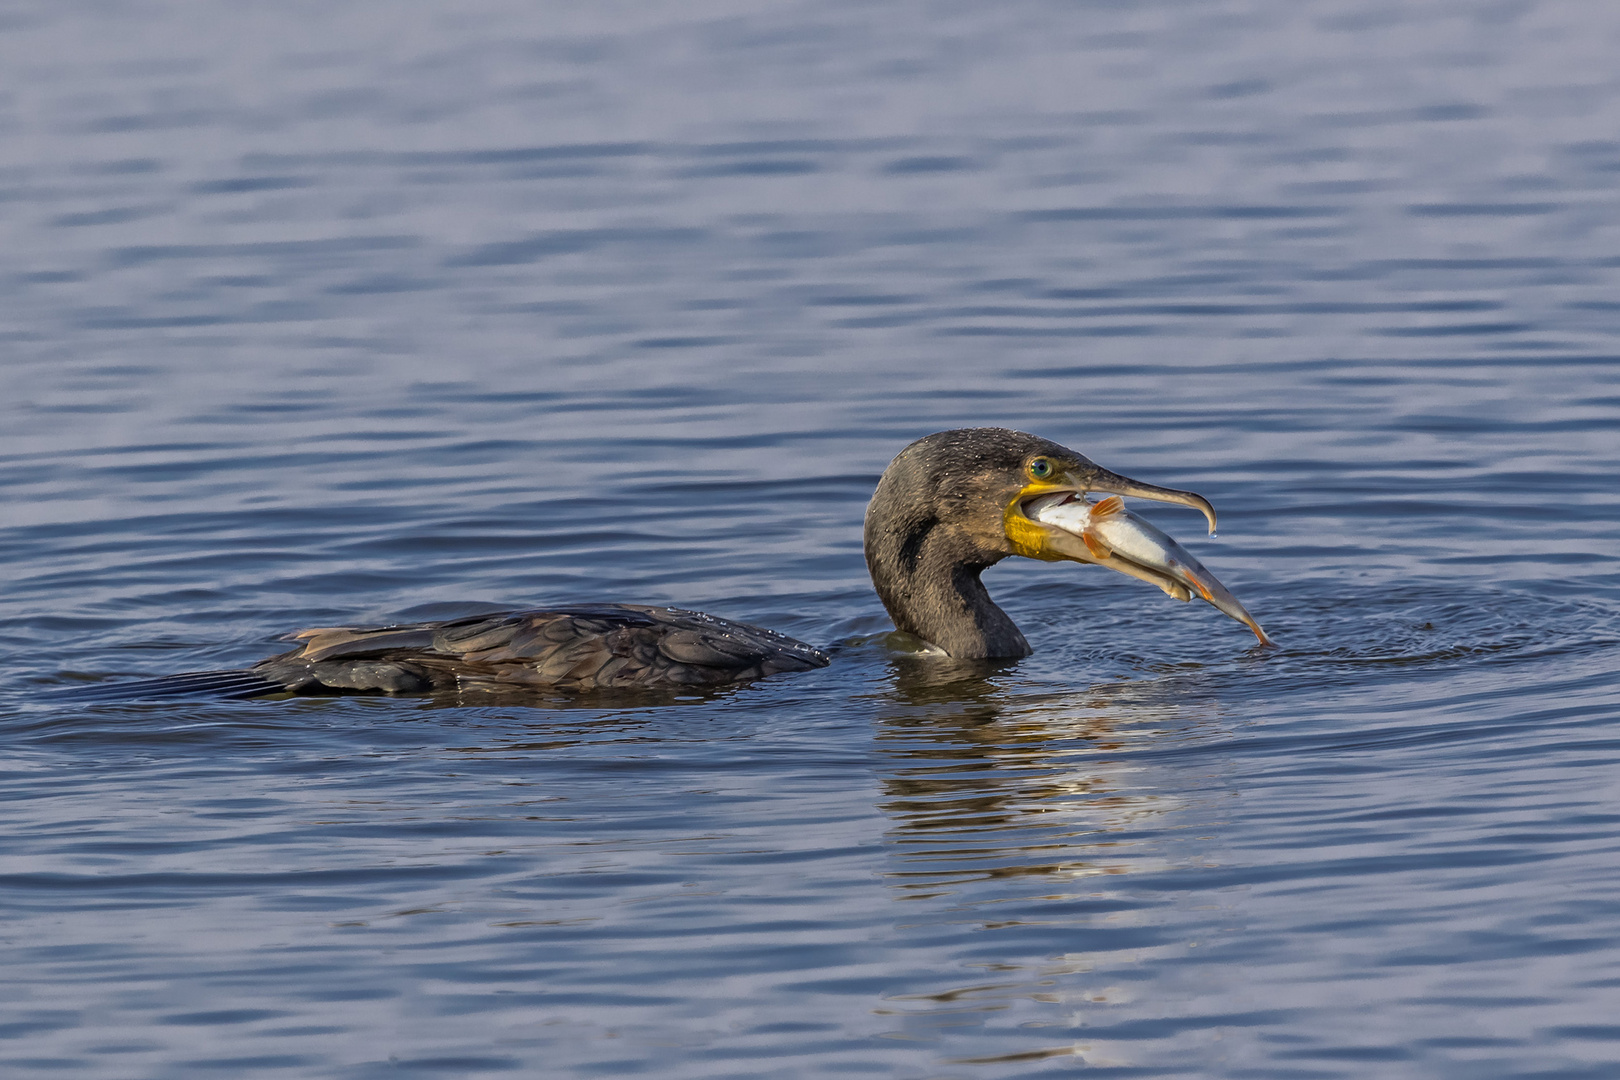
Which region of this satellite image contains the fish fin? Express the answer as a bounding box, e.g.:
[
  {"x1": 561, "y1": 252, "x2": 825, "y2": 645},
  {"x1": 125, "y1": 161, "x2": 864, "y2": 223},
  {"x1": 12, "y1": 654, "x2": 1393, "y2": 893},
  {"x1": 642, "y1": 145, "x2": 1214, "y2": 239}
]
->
[
  {"x1": 1090, "y1": 496, "x2": 1124, "y2": 519},
  {"x1": 1083, "y1": 532, "x2": 1113, "y2": 559}
]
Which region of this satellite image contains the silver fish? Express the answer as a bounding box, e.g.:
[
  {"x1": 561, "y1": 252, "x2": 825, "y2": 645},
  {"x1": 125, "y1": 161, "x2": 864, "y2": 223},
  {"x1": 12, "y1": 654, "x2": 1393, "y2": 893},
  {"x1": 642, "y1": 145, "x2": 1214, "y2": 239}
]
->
[{"x1": 1029, "y1": 493, "x2": 1273, "y2": 646}]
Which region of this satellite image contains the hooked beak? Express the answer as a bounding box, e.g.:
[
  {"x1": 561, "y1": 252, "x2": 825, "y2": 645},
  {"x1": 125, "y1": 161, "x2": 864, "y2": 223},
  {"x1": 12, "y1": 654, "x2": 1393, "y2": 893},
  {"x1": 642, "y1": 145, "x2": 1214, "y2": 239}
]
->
[
  {"x1": 1076, "y1": 463, "x2": 1217, "y2": 534},
  {"x1": 1004, "y1": 460, "x2": 1217, "y2": 561}
]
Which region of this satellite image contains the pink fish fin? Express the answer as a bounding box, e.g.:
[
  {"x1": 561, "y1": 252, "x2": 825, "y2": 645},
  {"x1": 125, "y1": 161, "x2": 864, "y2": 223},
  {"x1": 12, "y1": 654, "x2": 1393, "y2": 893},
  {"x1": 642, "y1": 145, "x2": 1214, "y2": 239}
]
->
[
  {"x1": 1083, "y1": 532, "x2": 1113, "y2": 559},
  {"x1": 1090, "y1": 496, "x2": 1124, "y2": 519}
]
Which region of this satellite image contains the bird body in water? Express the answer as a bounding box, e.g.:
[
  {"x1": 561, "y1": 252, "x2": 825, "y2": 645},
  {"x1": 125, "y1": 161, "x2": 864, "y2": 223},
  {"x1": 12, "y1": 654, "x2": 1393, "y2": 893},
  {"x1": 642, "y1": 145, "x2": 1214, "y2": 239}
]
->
[{"x1": 68, "y1": 428, "x2": 1268, "y2": 700}]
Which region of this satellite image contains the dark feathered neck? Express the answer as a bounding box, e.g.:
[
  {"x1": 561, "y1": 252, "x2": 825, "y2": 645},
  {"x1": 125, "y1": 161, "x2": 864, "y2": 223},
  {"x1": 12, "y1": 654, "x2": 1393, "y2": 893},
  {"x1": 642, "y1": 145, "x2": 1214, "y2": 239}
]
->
[{"x1": 863, "y1": 490, "x2": 1030, "y2": 660}]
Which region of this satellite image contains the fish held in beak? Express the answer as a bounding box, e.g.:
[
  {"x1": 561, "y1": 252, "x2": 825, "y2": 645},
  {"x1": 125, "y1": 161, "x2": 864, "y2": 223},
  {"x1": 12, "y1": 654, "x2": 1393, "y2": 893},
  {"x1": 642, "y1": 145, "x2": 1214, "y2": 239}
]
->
[{"x1": 1027, "y1": 492, "x2": 1274, "y2": 646}]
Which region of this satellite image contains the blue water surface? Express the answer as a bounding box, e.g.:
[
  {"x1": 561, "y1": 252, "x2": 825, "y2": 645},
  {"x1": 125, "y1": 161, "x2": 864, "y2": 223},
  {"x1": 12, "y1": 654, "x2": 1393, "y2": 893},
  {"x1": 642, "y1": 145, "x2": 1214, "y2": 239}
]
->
[{"x1": 2, "y1": 1, "x2": 1619, "y2": 1076}]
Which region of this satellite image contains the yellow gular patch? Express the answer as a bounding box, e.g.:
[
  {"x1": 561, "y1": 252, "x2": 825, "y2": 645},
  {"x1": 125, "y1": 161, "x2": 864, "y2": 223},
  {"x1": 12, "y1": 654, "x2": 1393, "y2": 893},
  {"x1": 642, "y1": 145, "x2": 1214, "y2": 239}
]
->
[{"x1": 1002, "y1": 487, "x2": 1065, "y2": 561}]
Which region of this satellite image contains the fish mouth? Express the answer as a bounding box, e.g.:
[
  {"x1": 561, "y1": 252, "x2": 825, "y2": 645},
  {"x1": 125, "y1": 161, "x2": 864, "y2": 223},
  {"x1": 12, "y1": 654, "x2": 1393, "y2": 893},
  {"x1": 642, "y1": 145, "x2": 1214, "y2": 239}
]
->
[{"x1": 1018, "y1": 488, "x2": 1083, "y2": 519}]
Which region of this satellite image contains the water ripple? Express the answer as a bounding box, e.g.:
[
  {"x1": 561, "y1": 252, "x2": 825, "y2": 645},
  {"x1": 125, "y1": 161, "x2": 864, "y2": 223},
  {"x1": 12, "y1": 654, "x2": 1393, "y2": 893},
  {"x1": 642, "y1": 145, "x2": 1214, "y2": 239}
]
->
[{"x1": 3, "y1": 0, "x2": 1620, "y2": 1077}]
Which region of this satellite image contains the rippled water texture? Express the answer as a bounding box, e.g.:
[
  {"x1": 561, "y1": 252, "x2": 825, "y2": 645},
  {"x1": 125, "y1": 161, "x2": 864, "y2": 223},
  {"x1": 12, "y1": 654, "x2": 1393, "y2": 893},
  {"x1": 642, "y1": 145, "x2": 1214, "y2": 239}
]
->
[{"x1": 3, "y1": 1, "x2": 1620, "y2": 1076}]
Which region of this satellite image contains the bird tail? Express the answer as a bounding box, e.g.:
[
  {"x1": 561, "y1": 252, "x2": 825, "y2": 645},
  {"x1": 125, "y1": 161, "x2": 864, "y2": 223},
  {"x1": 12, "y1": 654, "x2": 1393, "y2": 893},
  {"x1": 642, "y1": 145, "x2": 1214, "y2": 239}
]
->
[{"x1": 52, "y1": 669, "x2": 286, "y2": 702}]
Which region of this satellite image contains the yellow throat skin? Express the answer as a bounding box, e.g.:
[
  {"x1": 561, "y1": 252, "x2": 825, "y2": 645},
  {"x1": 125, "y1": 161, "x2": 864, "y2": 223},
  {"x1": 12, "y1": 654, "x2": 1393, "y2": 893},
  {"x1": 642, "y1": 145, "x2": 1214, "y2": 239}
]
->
[{"x1": 1002, "y1": 481, "x2": 1074, "y2": 561}]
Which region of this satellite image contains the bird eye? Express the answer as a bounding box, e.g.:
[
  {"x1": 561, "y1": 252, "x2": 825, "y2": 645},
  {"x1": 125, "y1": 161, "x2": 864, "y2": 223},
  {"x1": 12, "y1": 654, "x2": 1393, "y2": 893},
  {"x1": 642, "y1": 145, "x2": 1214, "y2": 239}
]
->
[{"x1": 1028, "y1": 457, "x2": 1053, "y2": 480}]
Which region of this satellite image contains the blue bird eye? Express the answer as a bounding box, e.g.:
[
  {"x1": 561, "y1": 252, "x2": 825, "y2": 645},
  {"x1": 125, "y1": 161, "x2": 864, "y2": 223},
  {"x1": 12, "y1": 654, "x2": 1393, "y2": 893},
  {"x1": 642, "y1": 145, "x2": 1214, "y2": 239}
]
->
[{"x1": 1029, "y1": 457, "x2": 1053, "y2": 480}]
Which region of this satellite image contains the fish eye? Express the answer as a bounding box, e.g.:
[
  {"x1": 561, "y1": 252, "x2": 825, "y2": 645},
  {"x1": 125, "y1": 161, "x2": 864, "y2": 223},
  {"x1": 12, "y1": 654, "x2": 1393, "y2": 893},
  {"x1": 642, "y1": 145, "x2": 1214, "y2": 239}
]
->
[{"x1": 1028, "y1": 457, "x2": 1054, "y2": 480}]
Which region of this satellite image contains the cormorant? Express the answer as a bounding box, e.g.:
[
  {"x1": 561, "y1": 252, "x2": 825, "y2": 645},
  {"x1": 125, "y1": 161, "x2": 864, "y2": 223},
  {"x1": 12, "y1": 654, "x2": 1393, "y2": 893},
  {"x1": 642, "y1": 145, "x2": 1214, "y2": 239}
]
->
[{"x1": 65, "y1": 428, "x2": 1268, "y2": 699}]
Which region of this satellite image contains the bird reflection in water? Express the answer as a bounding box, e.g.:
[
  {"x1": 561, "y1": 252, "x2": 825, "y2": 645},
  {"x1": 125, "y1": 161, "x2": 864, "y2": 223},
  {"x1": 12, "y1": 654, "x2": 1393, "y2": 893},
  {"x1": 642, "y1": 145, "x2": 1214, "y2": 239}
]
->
[
  {"x1": 874, "y1": 656, "x2": 1189, "y2": 899},
  {"x1": 868, "y1": 656, "x2": 1220, "y2": 1062}
]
